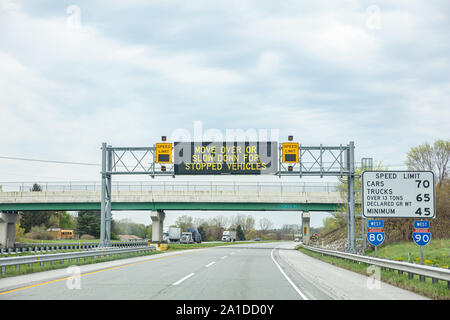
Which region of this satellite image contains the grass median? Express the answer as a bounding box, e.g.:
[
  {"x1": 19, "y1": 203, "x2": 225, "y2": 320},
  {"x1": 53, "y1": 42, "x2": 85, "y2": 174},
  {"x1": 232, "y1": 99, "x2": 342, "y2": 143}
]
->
[
  {"x1": 0, "y1": 248, "x2": 161, "y2": 279},
  {"x1": 167, "y1": 240, "x2": 274, "y2": 251},
  {"x1": 297, "y1": 245, "x2": 450, "y2": 300}
]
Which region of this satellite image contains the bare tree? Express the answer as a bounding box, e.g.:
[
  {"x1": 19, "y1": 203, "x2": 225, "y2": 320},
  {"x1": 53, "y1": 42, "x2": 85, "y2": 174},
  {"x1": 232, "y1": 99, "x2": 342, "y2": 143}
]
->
[
  {"x1": 175, "y1": 215, "x2": 194, "y2": 231},
  {"x1": 243, "y1": 215, "x2": 255, "y2": 232},
  {"x1": 259, "y1": 218, "x2": 273, "y2": 231},
  {"x1": 406, "y1": 139, "x2": 449, "y2": 185}
]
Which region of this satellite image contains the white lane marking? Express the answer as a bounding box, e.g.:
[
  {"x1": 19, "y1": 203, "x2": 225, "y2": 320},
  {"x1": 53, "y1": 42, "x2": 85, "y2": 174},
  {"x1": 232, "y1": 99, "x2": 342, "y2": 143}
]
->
[
  {"x1": 230, "y1": 252, "x2": 236, "y2": 255},
  {"x1": 172, "y1": 273, "x2": 195, "y2": 286},
  {"x1": 271, "y1": 248, "x2": 309, "y2": 300},
  {"x1": 205, "y1": 261, "x2": 216, "y2": 268},
  {"x1": 220, "y1": 256, "x2": 228, "y2": 259}
]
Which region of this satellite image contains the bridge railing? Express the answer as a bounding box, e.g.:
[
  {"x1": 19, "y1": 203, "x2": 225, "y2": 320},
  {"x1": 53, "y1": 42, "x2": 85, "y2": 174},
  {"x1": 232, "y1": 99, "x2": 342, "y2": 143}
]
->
[{"x1": 0, "y1": 181, "x2": 340, "y2": 193}]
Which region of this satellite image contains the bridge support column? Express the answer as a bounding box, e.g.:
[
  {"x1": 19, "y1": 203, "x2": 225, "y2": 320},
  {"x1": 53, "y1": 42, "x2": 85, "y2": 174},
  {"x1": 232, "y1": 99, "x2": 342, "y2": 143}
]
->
[
  {"x1": 301, "y1": 211, "x2": 310, "y2": 245},
  {"x1": 0, "y1": 212, "x2": 20, "y2": 248},
  {"x1": 150, "y1": 210, "x2": 165, "y2": 242}
]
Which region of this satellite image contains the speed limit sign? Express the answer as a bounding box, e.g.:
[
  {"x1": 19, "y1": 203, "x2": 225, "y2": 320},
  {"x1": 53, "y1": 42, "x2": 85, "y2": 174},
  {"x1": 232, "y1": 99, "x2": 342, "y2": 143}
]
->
[{"x1": 362, "y1": 171, "x2": 435, "y2": 218}]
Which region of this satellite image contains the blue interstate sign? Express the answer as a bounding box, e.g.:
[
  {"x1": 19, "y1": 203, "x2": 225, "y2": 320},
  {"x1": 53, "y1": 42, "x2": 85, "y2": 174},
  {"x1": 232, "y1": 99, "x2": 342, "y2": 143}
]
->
[
  {"x1": 413, "y1": 221, "x2": 431, "y2": 247},
  {"x1": 414, "y1": 221, "x2": 430, "y2": 229},
  {"x1": 367, "y1": 220, "x2": 385, "y2": 246},
  {"x1": 368, "y1": 220, "x2": 384, "y2": 228},
  {"x1": 367, "y1": 232, "x2": 385, "y2": 246}
]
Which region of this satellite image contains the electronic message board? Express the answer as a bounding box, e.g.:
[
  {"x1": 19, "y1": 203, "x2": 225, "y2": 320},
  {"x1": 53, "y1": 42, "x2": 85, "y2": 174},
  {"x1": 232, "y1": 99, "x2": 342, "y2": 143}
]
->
[{"x1": 173, "y1": 141, "x2": 278, "y2": 175}]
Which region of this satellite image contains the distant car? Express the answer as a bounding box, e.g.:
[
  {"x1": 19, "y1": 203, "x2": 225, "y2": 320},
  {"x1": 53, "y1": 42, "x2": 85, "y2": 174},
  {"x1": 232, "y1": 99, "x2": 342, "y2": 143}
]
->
[{"x1": 253, "y1": 238, "x2": 260, "y2": 241}]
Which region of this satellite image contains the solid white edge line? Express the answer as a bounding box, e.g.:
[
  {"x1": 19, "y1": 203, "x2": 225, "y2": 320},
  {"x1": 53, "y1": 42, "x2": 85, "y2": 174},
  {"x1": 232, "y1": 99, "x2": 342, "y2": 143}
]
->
[
  {"x1": 205, "y1": 261, "x2": 216, "y2": 267},
  {"x1": 172, "y1": 273, "x2": 195, "y2": 286},
  {"x1": 270, "y1": 248, "x2": 309, "y2": 300}
]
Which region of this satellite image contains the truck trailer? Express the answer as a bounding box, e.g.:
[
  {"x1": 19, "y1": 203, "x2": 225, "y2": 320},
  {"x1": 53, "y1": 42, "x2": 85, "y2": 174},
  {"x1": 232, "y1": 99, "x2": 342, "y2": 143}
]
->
[{"x1": 168, "y1": 227, "x2": 181, "y2": 243}]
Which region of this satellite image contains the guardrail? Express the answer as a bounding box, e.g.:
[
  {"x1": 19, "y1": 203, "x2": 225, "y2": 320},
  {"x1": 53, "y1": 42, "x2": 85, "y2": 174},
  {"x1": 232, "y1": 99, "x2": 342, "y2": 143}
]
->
[
  {"x1": 0, "y1": 181, "x2": 340, "y2": 193},
  {"x1": 302, "y1": 245, "x2": 450, "y2": 289},
  {"x1": 0, "y1": 245, "x2": 155, "y2": 276},
  {"x1": 0, "y1": 241, "x2": 149, "y2": 255}
]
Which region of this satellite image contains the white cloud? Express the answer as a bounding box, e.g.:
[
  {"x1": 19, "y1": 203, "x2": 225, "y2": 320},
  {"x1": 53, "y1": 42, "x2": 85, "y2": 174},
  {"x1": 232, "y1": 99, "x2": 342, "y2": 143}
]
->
[{"x1": 0, "y1": 1, "x2": 449, "y2": 227}]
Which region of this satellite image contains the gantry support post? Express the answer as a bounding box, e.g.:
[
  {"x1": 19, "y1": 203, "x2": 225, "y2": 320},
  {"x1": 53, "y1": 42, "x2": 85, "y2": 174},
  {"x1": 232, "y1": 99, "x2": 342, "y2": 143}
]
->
[
  {"x1": 100, "y1": 143, "x2": 112, "y2": 247},
  {"x1": 347, "y1": 141, "x2": 356, "y2": 253}
]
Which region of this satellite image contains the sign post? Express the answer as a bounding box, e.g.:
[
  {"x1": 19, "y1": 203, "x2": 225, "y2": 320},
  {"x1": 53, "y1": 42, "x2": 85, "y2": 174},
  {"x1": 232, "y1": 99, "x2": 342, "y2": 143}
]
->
[
  {"x1": 367, "y1": 220, "x2": 385, "y2": 257},
  {"x1": 413, "y1": 220, "x2": 431, "y2": 265}
]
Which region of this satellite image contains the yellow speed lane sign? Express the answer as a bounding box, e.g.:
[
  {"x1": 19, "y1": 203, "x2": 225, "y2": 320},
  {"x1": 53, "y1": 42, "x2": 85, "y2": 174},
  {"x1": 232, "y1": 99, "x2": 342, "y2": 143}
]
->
[
  {"x1": 155, "y1": 143, "x2": 172, "y2": 163},
  {"x1": 282, "y1": 142, "x2": 299, "y2": 163}
]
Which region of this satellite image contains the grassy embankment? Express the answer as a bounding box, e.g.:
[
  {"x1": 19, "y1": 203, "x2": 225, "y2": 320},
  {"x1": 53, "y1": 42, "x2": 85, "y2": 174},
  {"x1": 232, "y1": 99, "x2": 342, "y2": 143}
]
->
[{"x1": 298, "y1": 239, "x2": 450, "y2": 300}]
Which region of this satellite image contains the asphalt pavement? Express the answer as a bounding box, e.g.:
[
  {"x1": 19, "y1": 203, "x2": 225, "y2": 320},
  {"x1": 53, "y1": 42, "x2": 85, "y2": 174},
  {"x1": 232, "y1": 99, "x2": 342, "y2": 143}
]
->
[{"x1": 0, "y1": 242, "x2": 427, "y2": 300}]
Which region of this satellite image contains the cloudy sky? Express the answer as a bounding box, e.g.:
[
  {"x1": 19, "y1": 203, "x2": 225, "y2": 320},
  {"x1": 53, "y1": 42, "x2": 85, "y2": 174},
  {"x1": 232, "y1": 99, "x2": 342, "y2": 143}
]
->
[{"x1": 0, "y1": 0, "x2": 449, "y2": 228}]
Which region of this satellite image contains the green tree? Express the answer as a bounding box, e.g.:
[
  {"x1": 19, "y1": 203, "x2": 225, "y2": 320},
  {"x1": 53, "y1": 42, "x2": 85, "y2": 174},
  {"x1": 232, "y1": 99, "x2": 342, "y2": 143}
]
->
[
  {"x1": 59, "y1": 212, "x2": 75, "y2": 229},
  {"x1": 19, "y1": 183, "x2": 59, "y2": 232},
  {"x1": 76, "y1": 211, "x2": 101, "y2": 238},
  {"x1": 236, "y1": 225, "x2": 245, "y2": 240},
  {"x1": 15, "y1": 221, "x2": 26, "y2": 242},
  {"x1": 197, "y1": 225, "x2": 207, "y2": 242}
]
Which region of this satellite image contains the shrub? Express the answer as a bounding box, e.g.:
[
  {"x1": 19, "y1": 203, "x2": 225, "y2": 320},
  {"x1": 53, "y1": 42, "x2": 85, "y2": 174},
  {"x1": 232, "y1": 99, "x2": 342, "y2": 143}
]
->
[
  {"x1": 25, "y1": 225, "x2": 56, "y2": 240},
  {"x1": 80, "y1": 234, "x2": 95, "y2": 240}
]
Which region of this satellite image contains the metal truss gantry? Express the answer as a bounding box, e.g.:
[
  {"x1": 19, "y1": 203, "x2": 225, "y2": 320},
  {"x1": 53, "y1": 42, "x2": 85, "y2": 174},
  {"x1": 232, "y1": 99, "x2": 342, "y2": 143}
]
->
[
  {"x1": 100, "y1": 143, "x2": 171, "y2": 246},
  {"x1": 100, "y1": 141, "x2": 360, "y2": 253}
]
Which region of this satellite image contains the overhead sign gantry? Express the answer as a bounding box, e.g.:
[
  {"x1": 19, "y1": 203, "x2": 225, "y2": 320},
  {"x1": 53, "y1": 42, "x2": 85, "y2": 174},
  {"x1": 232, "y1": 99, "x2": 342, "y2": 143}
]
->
[{"x1": 99, "y1": 138, "x2": 359, "y2": 252}]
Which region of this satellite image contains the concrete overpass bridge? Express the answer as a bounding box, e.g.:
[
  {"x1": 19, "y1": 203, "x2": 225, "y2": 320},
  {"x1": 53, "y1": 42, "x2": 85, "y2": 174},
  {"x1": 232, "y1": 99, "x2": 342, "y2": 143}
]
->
[{"x1": 0, "y1": 181, "x2": 347, "y2": 247}]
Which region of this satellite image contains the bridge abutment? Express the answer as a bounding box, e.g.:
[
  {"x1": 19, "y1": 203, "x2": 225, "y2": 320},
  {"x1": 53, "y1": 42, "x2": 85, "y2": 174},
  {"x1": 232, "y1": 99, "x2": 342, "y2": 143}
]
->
[
  {"x1": 301, "y1": 211, "x2": 310, "y2": 245},
  {"x1": 150, "y1": 210, "x2": 165, "y2": 242},
  {"x1": 0, "y1": 211, "x2": 20, "y2": 248}
]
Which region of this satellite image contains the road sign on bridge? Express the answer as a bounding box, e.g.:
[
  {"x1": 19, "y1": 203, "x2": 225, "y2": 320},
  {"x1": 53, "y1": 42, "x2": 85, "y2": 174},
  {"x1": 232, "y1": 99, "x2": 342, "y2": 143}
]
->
[{"x1": 173, "y1": 141, "x2": 278, "y2": 175}]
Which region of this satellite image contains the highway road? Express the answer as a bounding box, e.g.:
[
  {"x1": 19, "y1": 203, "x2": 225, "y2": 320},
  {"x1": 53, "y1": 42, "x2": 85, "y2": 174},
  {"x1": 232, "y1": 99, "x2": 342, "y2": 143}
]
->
[{"x1": 0, "y1": 242, "x2": 426, "y2": 300}]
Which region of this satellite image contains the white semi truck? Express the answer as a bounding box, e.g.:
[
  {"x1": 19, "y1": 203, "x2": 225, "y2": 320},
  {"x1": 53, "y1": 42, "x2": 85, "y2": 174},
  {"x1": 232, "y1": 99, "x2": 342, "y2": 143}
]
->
[
  {"x1": 180, "y1": 232, "x2": 194, "y2": 244},
  {"x1": 222, "y1": 230, "x2": 237, "y2": 242}
]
